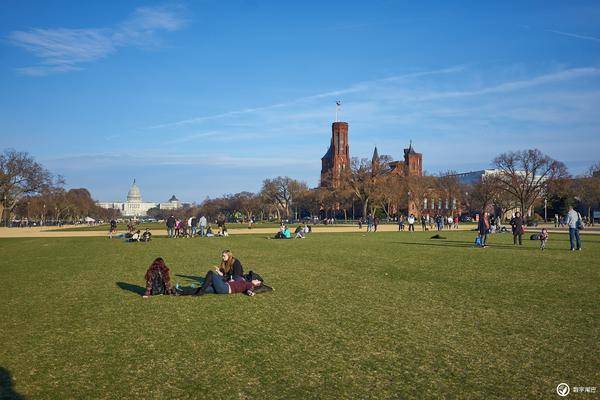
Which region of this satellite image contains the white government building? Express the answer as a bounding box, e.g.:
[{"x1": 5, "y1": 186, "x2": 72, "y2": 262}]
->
[{"x1": 97, "y1": 179, "x2": 182, "y2": 217}]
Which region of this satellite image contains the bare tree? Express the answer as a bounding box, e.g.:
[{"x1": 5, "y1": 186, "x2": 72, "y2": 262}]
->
[
  {"x1": 340, "y1": 158, "x2": 382, "y2": 218},
  {"x1": 436, "y1": 171, "x2": 462, "y2": 215},
  {"x1": 0, "y1": 149, "x2": 58, "y2": 225},
  {"x1": 468, "y1": 175, "x2": 500, "y2": 215},
  {"x1": 492, "y1": 149, "x2": 568, "y2": 218},
  {"x1": 573, "y1": 162, "x2": 600, "y2": 224},
  {"x1": 260, "y1": 176, "x2": 308, "y2": 220}
]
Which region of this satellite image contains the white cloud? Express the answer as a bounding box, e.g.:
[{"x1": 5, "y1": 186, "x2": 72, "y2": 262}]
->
[
  {"x1": 546, "y1": 29, "x2": 600, "y2": 43},
  {"x1": 8, "y1": 5, "x2": 187, "y2": 76}
]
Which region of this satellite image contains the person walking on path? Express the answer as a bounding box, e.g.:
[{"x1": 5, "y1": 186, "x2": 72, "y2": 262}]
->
[
  {"x1": 566, "y1": 206, "x2": 583, "y2": 251},
  {"x1": 166, "y1": 215, "x2": 176, "y2": 238},
  {"x1": 478, "y1": 212, "x2": 490, "y2": 247},
  {"x1": 510, "y1": 212, "x2": 524, "y2": 245},
  {"x1": 199, "y1": 215, "x2": 208, "y2": 237}
]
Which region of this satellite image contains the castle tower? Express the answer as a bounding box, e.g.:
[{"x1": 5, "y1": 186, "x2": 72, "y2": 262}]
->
[
  {"x1": 403, "y1": 141, "x2": 422, "y2": 176},
  {"x1": 320, "y1": 122, "x2": 350, "y2": 188}
]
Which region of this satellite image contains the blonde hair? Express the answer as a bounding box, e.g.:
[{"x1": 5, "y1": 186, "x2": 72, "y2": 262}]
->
[{"x1": 219, "y1": 250, "x2": 234, "y2": 273}]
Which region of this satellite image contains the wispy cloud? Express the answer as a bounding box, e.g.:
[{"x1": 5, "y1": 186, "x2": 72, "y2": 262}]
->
[
  {"x1": 147, "y1": 66, "x2": 467, "y2": 129},
  {"x1": 8, "y1": 5, "x2": 187, "y2": 76},
  {"x1": 546, "y1": 29, "x2": 600, "y2": 43}
]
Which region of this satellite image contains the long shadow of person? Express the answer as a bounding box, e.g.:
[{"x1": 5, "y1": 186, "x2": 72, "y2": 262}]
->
[
  {"x1": 116, "y1": 282, "x2": 145, "y2": 296},
  {"x1": 0, "y1": 367, "x2": 26, "y2": 399},
  {"x1": 174, "y1": 274, "x2": 205, "y2": 285}
]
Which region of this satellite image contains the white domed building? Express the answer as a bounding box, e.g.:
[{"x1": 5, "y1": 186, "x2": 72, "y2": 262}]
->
[{"x1": 97, "y1": 179, "x2": 182, "y2": 217}]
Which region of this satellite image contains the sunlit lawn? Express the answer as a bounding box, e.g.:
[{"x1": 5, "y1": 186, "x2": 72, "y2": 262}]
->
[{"x1": 1, "y1": 230, "x2": 598, "y2": 399}]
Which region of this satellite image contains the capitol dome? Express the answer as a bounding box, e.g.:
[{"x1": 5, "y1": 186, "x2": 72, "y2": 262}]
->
[{"x1": 127, "y1": 179, "x2": 142, "y2": 202}]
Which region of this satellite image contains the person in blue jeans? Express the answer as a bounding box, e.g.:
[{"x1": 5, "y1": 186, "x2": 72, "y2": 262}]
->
[{"x1": 566, "y1": 206, "x2": 582, "y2": 251}]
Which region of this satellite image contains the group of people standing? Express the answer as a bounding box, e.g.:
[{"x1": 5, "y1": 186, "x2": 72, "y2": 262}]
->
[
  {"x1": 165, "y1": 215, "x2": 227, "y2": 238},
  {"x1": 477, "y1": 206, "x2": 584, "y2": 251}
]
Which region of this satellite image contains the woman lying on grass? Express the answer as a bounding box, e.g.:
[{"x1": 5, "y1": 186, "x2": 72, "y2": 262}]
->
[{"x1": 193, "y1": 270, "x2": 262, "y2": 296}]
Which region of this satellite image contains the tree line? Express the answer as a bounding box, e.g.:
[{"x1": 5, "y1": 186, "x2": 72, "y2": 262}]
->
[{"x1": 2, "y1": 148, "x2": 599, "y2": 226}]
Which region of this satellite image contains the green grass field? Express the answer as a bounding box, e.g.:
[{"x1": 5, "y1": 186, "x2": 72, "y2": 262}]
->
[{"x1": 1, "y1": 231, "x2": 598, "y2": 399}]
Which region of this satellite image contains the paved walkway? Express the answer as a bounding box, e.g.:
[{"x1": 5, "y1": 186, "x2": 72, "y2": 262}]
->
[{"x1": 0, "y1": 224, "x2": 598, "y2": 238}]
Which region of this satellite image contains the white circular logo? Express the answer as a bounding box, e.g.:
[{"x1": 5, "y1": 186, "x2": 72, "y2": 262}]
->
[{"x1": 557, "y1": 383, "x2": 570, "y2": 397}]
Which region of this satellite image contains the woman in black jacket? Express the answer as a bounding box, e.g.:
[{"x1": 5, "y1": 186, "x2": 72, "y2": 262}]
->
[{"x1": 217, "y1": 249, "x2": 244, "y2": 281}]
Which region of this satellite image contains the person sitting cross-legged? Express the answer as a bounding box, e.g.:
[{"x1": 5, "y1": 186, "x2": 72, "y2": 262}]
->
[{"x1": 143, "y1": 257, "x2": 173, "y2": 298}]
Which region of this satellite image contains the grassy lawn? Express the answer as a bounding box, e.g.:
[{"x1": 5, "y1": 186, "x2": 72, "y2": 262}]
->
[{"x1": 1, "y1": 231, "x2": 598, "y2": 399}]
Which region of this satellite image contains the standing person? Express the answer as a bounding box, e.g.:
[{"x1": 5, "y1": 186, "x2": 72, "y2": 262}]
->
[
  {"x1": 478, "y1": 212, "x2": 490, "y2": 247},
  {"x1": 453, "y1": 216, "x2": 459, "y2": 229},
  {"x1": 539, "y1": 228, "x2": 549, "y2": 251},
  {"x1": 358, "y1": 217, "x2": 363, "y2": 230},
  {"x1": 199, "y1": 214, "x2": 207, "y2": 237},
  {"x1": 407, "y1": 214, "x2": 415, "y2": 232},
  {"x1": 554, "y1": 214, "x2": 559, "y2": 228},
  {"x1": 398, "y1": 215, "x2": 404, "y2": 231},
  {"x1": 447, "y1": 216, "x2": 453, "y2": 230},
  {"x1": 174, "y1": 219, "x2": 181, "y2": 238},
  {"x1": 367, "y1": 214, "x2": 374, "y2": 232},
  {"x1": 510, "y1": 212, "x2": 524, "y2": 245},
  {"x1": 190, "y1": 216, "x2": 198, "y2": 237},
  {"x1": 566, "y1": 206, "x2": 583, "y2": 251},
  {"x1": 166, "y1": 215, "x2": 176, "y2": 238},
  {"x1": 373, "y1": 216, "x2": 379, "y2": 232},
  {"x1": 109, "y1": 219, "x2": 117, "y2": 239},
  {"x1": 421, "y1": 216, "x2": 427, "y2": 231}
]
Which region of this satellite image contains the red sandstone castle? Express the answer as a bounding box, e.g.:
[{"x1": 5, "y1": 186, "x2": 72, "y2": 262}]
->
[{"x1": 320, "y1": 121, "x2": 423, "y2": 188}]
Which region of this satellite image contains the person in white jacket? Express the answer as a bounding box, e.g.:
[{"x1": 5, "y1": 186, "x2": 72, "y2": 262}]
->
[{"x1": 566, "y1": 206, "x2": 582, "y2": 251}]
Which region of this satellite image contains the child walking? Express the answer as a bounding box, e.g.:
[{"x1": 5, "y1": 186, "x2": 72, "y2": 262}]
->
[{"x1": 540, "y1": 228, "x2": 549, "y2": 251}]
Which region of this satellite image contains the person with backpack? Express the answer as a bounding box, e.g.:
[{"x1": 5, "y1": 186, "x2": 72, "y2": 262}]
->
[
  {"x1": 566, "y1": 206, "x2": 583, "y2": 251},
  {"x1": 143, "y1": 257, "x2": 173, "y2": 298},
  {"x1": 510, "y1": 212, "x2": 525, "y2": 245}
]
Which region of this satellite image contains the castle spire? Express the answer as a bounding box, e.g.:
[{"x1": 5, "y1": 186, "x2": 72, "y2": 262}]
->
[{"x1": 372, "y1": 146, "x2": 379, "y2": 164}]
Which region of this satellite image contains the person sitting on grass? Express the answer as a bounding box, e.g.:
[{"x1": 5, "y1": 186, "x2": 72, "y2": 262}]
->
[
  {"x1": 129, "y1": 230, "x2": 141, "y2": 242},
  {"x1": 143, "y1": 257, "x2": 173, "y2": 298},
  {"x1": 294, "y1": 225, "x2": 305, "y2": 239},
  {"x1": 216, "y1": 250, "x2": 245, "y2": 281},
  {"x1": 205, "y1": 224, "x2": 214, "y2": 237},
  {"x1": 141, "y1": 229, "x2": 152, "y2": 242},
  {"x1": 217, "y1": 225, "x2": 229, "y2": 237},
  {"x1": 272, "y1": 225, "x2": 292, "y2": 239}
]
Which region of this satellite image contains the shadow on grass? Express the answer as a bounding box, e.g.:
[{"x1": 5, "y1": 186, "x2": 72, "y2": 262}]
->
[
  {"x1": 0, "y1": 367, "x2": 25, "y2": 399},
  {"x1": 393, "y1": 240, "x2": 540, "y2": 251},
  {"x1": 175, "y1": 274, "x2": 205, "y2": 285},
  {"x1": 116, "y1": 282, "x2": 145, "y2": 296}
]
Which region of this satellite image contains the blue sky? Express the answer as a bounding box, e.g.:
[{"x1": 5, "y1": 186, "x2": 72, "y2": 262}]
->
[{"x1": 1, "y1": 1, "x2": 599, "y2": 203}]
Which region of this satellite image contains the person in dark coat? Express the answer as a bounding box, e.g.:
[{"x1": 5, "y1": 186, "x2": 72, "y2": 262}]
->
[
  {"x1": 510, "y1": 212, "x2": 524, "y2": 245},
  {"x1": 166, "y1": 215, "x2": 176, "y2": 238}
]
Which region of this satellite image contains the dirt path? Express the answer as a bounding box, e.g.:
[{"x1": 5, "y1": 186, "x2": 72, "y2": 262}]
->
[{"x1": 1, "y1": 224, "x2": 598, "y2": 238}]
